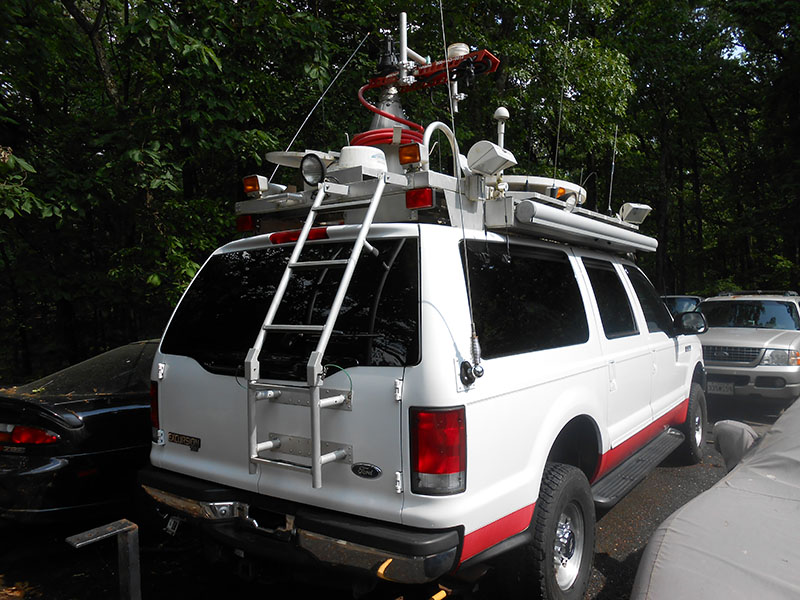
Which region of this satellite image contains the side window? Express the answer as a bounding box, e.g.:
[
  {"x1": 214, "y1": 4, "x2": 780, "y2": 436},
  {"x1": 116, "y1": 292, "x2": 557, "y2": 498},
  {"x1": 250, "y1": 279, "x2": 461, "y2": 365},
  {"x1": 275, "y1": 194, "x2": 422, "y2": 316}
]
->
[
  {"x1": 583, "y1": 258, "x2": 639, "y2": 339},
  {"x1": 464, "y1": 241, "x2": 589, "y2": 359},
  {"x1": 624, "y1": 265, "x2": 674, "y2": 334}
]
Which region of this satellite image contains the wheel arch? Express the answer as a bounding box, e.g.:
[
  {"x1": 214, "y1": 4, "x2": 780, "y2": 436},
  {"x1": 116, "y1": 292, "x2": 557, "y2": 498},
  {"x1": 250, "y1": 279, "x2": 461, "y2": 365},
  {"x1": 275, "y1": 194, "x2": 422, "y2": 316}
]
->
[
  {"x1": 546, "y1": 414, "x2": 602, "y2": 484},
  {"x1": 693, "y1": 361, "x2": 707, "y2": 390}
]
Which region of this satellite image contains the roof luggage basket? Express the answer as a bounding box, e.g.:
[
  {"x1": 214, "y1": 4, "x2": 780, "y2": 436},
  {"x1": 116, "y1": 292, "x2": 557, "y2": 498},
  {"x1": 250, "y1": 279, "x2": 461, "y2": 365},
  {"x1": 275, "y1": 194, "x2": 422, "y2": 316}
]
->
[{"x1": 243, "y1": 173, "x2": 397, "y2": 488}]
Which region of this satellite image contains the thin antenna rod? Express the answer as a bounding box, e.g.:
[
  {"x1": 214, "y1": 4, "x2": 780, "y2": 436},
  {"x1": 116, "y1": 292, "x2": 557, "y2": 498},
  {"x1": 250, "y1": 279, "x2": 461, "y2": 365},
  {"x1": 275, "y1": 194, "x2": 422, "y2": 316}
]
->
[
  {"x1": 552, "y1": 0, "x2": 574, "y2": 182},
  {"x1": 437, "y1": 1, "x2": 482, "y2": 377},
  {"x1": 608, "y1": 124, "x2": 618, "y2": 215},
  {"x1": 270, "y1": 32, "x2": 370, "y2": 181}
]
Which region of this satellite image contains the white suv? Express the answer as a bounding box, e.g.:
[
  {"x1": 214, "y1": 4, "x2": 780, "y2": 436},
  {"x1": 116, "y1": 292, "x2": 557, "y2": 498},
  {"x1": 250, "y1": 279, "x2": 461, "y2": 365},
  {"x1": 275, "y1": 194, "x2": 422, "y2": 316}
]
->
[
  {"x1": 698, "y1": 292, "x2": 800, "y2": 402},
  {"x1": 139, "y1": 15, "x2": 708, "y2": 600}
]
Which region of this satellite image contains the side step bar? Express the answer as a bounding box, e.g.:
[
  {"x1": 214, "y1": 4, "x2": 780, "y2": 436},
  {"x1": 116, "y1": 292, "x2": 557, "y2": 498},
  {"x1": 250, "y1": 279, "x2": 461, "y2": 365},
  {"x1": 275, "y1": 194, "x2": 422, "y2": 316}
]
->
[{"x1": 591, "y1": 427, "x2": 685, "y2": 510}]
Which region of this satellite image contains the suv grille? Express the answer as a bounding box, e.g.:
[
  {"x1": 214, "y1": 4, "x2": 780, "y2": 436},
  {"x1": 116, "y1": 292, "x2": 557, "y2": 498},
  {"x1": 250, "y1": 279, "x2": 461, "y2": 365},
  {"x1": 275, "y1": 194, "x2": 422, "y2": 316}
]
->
[{"x1": 703, "y1": 345, "x2": 761, "y2": 363}]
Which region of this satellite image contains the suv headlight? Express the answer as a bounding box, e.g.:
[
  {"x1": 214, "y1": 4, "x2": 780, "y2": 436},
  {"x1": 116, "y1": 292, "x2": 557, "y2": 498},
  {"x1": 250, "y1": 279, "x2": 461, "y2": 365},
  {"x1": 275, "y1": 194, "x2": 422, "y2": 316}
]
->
[{"x1": 760, "y1": 349, "x2": 800, "y2": 366}]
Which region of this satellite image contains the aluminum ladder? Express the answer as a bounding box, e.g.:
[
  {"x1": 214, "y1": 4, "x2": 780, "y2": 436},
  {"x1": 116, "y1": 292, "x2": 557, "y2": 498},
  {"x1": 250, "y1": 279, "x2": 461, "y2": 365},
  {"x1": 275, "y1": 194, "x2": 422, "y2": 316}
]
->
[{"x1": 244, "y1": 174, "x2": 394, "y2": 488}]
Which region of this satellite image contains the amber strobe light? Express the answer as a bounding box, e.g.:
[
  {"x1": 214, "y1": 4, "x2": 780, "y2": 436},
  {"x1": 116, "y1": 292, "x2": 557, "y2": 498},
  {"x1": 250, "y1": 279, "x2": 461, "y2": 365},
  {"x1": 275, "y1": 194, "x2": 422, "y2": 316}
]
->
[
  {"x1": 243, "y1": 174, "x2": 268, "y2": 196},
  {"x1": 398, "y1": 143, "x2": 422, "y2": 165}
]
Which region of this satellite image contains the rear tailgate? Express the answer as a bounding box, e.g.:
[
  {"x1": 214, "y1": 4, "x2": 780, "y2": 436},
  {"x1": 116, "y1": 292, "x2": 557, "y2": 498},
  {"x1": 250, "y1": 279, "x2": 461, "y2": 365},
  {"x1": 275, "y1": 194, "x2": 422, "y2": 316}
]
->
[{"x1": 151, "y1": 225, "x2": 420, "y2": 520}]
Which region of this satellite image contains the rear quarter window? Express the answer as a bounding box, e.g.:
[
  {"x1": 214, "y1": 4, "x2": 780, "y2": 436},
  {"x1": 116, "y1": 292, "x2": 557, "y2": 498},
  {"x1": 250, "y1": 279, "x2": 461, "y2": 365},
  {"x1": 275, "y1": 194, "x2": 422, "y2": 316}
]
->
[{"x1": 463, "y1": 241, "x2": 589, "y2": 359}]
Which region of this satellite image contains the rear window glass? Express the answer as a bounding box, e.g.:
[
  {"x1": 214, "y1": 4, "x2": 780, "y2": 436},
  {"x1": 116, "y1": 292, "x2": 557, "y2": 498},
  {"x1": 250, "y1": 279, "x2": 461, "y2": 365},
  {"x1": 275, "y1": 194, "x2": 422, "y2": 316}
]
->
[
  {"x1": 464, "y1": 241, "x2": 589, "y2": 358},
  {"x1": 161, "y1": 238, "x2": 420, "y2": 380},
  {"x1": 699, "y1": 300, "x2": 800, "y2": 330}
]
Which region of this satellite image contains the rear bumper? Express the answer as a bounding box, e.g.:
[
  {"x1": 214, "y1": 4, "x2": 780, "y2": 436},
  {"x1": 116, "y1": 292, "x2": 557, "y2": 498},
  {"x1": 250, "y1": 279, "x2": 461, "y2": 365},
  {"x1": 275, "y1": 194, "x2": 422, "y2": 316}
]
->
[{"x1": 138, "y1": 465, "x2": 461, "y2": 584}]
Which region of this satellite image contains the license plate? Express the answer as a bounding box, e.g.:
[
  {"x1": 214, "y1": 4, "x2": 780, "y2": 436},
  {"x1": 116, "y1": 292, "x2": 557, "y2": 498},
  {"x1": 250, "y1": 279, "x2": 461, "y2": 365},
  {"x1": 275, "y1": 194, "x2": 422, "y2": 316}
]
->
[{"x1": 707, "y1": 381, "x2": 734, "y2": 395}]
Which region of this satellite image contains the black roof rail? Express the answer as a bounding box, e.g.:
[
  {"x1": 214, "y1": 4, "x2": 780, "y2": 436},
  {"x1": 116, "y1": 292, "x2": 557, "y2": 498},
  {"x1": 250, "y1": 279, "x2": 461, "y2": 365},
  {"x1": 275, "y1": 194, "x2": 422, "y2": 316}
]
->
[{"x1": 718, "y1": 290, "x2": 799, "y2": 297}]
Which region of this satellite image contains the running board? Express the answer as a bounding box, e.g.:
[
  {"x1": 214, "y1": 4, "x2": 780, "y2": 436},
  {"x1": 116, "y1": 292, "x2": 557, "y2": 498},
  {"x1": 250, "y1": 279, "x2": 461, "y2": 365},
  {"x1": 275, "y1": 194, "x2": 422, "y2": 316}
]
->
[{"x1": 591, "y1": 427, "x2": 684, "y2": 510}]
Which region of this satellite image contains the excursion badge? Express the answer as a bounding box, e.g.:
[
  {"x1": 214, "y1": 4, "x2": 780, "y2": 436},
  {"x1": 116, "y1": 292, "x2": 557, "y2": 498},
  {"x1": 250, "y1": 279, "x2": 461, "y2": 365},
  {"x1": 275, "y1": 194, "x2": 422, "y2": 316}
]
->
[{"x1": 168, "y1": 431, "x2": 201, "y2": 452}]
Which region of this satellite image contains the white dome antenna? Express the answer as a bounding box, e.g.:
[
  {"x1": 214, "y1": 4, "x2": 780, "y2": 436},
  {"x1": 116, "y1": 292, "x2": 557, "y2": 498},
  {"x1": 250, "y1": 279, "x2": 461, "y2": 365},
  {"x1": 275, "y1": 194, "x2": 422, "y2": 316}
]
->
[{"x1": 493, "y1": 107, "x2": 510, "y2": 149}]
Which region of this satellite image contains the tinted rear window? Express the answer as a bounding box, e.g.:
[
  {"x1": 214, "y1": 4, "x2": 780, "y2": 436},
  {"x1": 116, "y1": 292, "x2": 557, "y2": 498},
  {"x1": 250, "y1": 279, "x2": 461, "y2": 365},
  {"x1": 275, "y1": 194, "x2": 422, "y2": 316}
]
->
[
  {"x1": 699, "y1": 300, "x2": 800, "y2": 330},
  {"x1": 464, "y1": 241, "x2": 589, "y2": 358},
  {"x1": 161, "y1": 238, "x2": 420, "y2": 379}
]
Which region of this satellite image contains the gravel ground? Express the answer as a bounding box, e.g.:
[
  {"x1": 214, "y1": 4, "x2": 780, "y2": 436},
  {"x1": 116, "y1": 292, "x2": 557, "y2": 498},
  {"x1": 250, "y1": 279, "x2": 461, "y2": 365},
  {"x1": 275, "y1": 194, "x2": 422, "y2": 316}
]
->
[{"x1": 0, "y1": 395, "x2": 785, "y2": 600}]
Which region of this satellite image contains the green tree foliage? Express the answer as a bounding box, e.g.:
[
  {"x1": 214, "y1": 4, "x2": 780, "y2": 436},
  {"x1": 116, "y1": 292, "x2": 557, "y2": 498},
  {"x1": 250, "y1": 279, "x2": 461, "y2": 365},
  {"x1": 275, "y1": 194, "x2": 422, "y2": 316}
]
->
[{"x1": 0, "y1": 0, "x2": 797, "y2": 380}]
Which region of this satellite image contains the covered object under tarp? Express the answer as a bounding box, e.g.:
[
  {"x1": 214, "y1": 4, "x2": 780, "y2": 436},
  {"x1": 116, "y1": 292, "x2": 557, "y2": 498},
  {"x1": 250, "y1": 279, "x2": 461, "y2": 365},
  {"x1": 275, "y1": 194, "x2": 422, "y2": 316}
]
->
[{"x1": 631, "y1": 399, "x2": 800, "y2": 600}]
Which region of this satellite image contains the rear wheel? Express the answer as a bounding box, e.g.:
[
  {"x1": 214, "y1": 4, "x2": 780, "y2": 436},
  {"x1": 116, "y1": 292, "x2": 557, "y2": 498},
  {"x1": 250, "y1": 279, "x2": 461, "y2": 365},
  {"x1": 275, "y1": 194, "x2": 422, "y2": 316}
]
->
[
  {"x1": 678, "y1": 382, "x2": 707, "y2": 464},
  {"x1": 504, "y1": 463, "x2": 595, "y2": 600}
]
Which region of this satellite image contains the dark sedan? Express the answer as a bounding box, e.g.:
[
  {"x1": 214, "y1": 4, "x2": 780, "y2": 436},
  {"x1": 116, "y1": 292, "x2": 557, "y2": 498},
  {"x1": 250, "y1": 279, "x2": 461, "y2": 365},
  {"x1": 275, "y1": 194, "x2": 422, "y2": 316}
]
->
[{"x1": 0, "y1": 340, "x2": 157, "y2": 522}]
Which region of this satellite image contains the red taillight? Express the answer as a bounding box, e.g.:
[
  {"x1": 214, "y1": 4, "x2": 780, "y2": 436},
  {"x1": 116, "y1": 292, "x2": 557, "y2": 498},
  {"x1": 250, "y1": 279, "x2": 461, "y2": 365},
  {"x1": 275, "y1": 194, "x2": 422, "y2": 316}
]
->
[
  {"x1": 406, "y1": 188, "x2": 434, "y2": 210},
  {"x1": 236, "y1": 215, "x2": 255, "y2": 232},
  {"x1": 410, "y1": 407, "x2": 466, "y2": 495},
  {"x1": 8, "y1": 425, "x2": 59, "y2": 445},
  {"x1": 150, "y1": 381, "x2": 160, "y2": 441},
  {"x1": 269, "y1": 227, "x2": 328, "y2": 245}
]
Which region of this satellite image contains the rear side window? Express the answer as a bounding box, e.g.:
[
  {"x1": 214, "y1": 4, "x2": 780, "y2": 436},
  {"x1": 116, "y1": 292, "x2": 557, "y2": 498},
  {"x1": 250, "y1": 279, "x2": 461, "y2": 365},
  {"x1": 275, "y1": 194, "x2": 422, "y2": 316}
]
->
[
  {"x1": 583, "y1": 258, "x2": 638, "y2": 339},
  {"x1": 161, "y1": 238, "x2": 420, "y2": 380},
  {"x1": 464, "y1": 241, "x2": 589, "y2": 358},
  {"x1": 624, "y1": 266, "x2": 674, "y2": 334}
]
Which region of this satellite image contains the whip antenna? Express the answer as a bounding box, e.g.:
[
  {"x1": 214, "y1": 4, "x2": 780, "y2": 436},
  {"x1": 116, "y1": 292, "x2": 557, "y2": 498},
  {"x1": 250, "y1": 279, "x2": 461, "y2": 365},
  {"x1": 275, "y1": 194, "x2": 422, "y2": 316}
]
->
[
  {"x1": 607, "y1": 124, "x2": 618, "y2": 216},
  {"x1": 552, "y1": 0, "x2": 574, "y2": 183},
  {"x1": 437, "y1": 1, "x2": 484, "y2": 380},
  {"x1": 270, "y1": 32, "x2": 370, "y2": 181}
]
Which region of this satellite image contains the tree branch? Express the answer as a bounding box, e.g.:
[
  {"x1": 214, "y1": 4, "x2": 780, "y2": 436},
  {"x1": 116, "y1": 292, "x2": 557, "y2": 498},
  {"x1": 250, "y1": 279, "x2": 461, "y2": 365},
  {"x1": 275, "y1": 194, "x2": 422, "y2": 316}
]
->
[{"x1": 61, "y1": 0, "x2": 122, "y2": 110}]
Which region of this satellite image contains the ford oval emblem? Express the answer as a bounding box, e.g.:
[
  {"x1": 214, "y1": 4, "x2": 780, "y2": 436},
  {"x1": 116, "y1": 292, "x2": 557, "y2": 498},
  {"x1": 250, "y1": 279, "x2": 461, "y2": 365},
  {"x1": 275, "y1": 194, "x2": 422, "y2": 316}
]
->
[{"x1": 352, "y1": 463, "x2": 382, "y2": 479}]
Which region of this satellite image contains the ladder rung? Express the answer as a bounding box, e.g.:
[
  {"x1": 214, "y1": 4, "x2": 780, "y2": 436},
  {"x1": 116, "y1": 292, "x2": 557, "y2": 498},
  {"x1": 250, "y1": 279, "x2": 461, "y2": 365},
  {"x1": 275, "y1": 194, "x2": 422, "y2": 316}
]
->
[
  {"x1": 289, "y1": 259, "x2": 349, "y2": 269},
  {"x1": 313, "y1": 198, "x2": 373, "y2": 213},
  {"x1": 256, "y1": 438, "x2": 281, "y2": 453},
  {"x1": 319, "y1": 394, "x2": 347, "y2": 409},
  {"x1": 263, "y1": 324, "x2": 324, "y2": 332},
  {"x1": 320, "y1": 448, "x2": 349, "y2": 465}
]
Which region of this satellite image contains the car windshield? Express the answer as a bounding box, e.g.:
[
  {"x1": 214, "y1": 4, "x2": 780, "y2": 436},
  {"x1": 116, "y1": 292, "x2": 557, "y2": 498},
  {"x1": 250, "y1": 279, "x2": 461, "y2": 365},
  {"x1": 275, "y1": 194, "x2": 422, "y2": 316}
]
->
[
  {"x1": 161, "y1": 237, "x2": 420, "y2": 380},
  {"x1": 699, "y1": 300, "x2": 800, "y2": 330}
]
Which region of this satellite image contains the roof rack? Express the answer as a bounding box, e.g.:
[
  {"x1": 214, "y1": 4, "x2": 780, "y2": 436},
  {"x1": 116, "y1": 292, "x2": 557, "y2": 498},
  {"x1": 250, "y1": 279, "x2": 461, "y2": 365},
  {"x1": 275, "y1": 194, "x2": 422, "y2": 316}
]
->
[{"x1": 234, "y1": 11, "x2": 658, "y2": 257}]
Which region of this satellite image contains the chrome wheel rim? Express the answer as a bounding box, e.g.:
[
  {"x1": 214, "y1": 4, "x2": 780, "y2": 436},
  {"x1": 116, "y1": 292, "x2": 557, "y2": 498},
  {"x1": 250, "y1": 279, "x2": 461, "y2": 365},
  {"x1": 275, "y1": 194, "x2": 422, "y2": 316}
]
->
[
  {"x1": 553, "y1": 501, "x2": 584, "y2": 590},
  {"x1": 693, "y1": 412, "x2": 703, "y2": 446}
]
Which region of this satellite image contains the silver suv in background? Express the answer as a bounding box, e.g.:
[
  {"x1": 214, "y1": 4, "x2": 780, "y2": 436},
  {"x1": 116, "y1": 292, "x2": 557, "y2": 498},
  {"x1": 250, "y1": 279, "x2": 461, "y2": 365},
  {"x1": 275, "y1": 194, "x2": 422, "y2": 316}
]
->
[{"x1": 698, "y1": 292, "x2": 800, "y2": 402}]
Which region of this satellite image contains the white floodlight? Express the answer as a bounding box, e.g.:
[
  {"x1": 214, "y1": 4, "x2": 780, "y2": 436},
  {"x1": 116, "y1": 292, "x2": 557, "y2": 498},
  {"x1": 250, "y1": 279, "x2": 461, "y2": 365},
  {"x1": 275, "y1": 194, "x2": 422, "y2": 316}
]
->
[
  {"x1": 619, "y1": 202, "x2": 652, "y2": 225},
  {"x1": 466, "y1": 140, "x2": 517, "y2": 177}
]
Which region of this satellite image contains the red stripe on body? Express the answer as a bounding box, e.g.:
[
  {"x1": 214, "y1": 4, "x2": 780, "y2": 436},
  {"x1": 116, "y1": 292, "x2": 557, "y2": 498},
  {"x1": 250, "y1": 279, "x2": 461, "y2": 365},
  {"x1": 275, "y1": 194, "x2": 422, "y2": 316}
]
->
[
  {"x1": 457, "y1": 398, "x2": 689, "y2": 564},
  {"x1": 591, "y1": 398, "x2": 689, "y2": 483},
  {"x1": 459, "y1": 504, "x2": 535, "y2": 563}
]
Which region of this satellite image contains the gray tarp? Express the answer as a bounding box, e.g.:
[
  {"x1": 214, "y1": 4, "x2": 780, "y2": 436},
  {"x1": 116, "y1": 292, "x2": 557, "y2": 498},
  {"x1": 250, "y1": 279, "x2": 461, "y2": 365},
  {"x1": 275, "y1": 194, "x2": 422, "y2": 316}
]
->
[{"x1": 631, "y1": 400, "x2": 800, "y2": 599}]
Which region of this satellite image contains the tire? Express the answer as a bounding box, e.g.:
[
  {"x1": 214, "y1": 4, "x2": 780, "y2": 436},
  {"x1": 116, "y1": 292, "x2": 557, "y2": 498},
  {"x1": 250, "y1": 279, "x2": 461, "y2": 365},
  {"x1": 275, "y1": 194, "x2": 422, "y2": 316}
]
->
[
  {"x1": 678, "y1": 382, "x2": 707, "y2": 464},
  {"x1": 503, "y1": 463, "x2": 595, "y2": 600}
]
